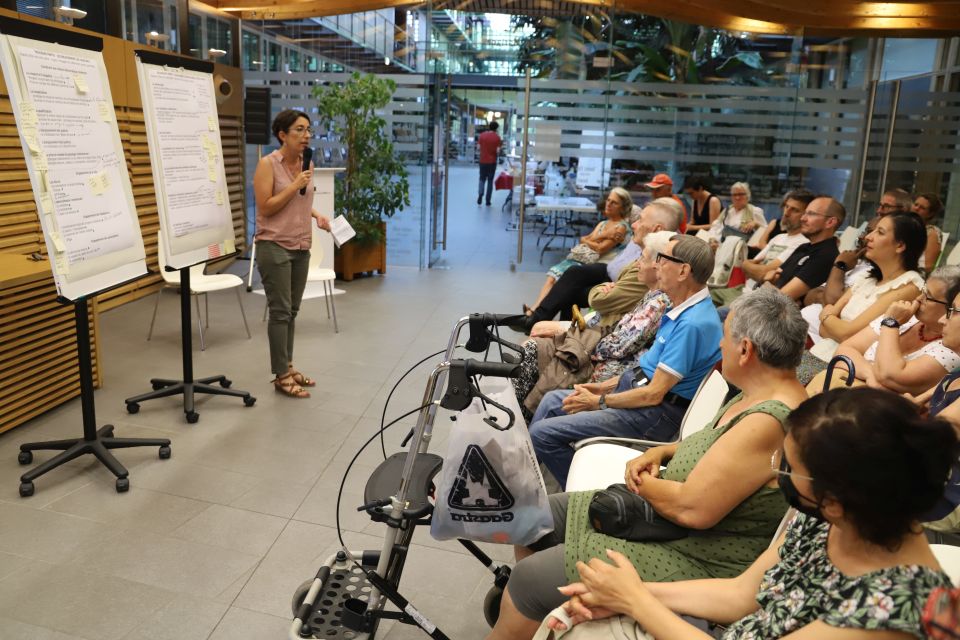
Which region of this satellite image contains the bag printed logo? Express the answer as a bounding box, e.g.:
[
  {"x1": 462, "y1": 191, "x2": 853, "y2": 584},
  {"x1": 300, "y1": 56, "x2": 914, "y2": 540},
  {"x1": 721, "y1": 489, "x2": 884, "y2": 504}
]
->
[{"x1": 446, "y1": 444, "x2": 514, "y2": 517}]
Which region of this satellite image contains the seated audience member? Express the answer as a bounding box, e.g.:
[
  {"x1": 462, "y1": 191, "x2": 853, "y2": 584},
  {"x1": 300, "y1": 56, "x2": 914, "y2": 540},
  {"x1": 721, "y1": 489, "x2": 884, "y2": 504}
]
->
[
  {"x1": 515, "y1": 198, "x2": 682, "y2": 333},
  {"x1": 682, "y1": 175, "x2": 721, "y2": 235},
  {"x1": 753, "y1": 188, "x2": 815, "y2": 252},
  {"x1": 512, "y1": 231, "x2": 675, "y2": 418},
  {"x1": 914, "y1": 192, "x2": 946, "y2": 273},
  {"x1": 798, "y1": 212, "x2": 926, "y2": 382},
  {"x1": 543, "y1": 388, "x2": 957, "y2": 640},
  {"x1": 876, "y1": 186, "x2": 913, "y2": 220},
  {"x1": 644, "y1": 173, "x2": 688, "y2": 233},
  {"x1": 708, "y1": 182, "x2": 766, "y2": 243},
  {"x1": 711, "y1": 189, "x2": 813, "y2": 307},
  {"x1": 810, "y1": 266, "x2": 960, "y2": 395},
  {"x1": 525, "y1": 188, "x2": 631, "y2": 315},
  {"x1": 762, "y1": 195, "x2": 844, "y2": 302},
  {"x1": 527, "y1": 235, "x2": 721, "y2": 488},
  {"x1": 803, "y1": 216, "x2": 879, "y2": 308},
  {"x1": 486, "y1": 288, "x2": 809, "y2": 640}
]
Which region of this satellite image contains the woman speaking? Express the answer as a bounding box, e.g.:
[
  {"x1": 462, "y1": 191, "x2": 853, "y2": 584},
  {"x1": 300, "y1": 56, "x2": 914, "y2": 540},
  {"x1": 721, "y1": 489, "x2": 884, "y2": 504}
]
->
[{"x1": 253, "y1": 109, "x2": 330, "y2": 399}]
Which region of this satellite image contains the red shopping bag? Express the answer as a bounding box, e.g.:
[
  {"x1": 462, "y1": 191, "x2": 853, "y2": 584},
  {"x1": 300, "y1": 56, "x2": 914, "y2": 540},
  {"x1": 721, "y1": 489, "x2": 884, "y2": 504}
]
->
[{"x1": 495, "y1": 171, "x2": 513, "y2": 191}]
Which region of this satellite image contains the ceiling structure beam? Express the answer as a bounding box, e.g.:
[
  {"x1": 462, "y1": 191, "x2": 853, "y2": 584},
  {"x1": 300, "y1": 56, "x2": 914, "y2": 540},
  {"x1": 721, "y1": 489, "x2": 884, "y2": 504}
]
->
[{"x1": 208, "y1": 0, "x2": 960, "y2": 35}]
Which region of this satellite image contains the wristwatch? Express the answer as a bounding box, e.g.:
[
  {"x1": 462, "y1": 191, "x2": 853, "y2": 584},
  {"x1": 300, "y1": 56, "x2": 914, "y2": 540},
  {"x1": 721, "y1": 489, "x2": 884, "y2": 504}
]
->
[
  {"x1": 880, "y1": 317, "x2": 901, "y2": 329},
  {"x1": 599, "y1": 394, "x2": 608, "y2": 410},
  {"x1": 833, "y1": 261, "x2": 849, "y2": 272}
]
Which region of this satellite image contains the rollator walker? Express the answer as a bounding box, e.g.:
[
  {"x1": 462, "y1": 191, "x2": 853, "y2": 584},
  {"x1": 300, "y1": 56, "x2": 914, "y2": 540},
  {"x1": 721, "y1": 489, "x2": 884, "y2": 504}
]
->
[{"x1": 289, "y1": 313, "x2": 529, "y2": 640}]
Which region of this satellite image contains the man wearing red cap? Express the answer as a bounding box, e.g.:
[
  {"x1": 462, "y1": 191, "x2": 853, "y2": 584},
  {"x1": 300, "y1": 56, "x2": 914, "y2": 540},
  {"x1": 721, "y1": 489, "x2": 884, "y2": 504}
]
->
[{"x1": 646, "y1": 173, "x2": 687, "y2": 233}]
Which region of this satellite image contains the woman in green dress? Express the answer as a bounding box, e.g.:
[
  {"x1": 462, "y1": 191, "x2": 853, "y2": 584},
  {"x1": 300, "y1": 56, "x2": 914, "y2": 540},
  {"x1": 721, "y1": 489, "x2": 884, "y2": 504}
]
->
[
  {"x1": 485, "y1": 288, "x2": 810, "y2": 640},
  {"x1": 547, "y1": 387, "x2": 956, "y2": 640}
]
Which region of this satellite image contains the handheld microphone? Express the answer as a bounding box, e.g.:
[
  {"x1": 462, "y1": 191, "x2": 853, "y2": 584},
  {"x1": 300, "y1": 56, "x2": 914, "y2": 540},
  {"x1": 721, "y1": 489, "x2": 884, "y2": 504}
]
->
[{"x1": 299, "y1": 147, "x2": 313, "y2": 195}]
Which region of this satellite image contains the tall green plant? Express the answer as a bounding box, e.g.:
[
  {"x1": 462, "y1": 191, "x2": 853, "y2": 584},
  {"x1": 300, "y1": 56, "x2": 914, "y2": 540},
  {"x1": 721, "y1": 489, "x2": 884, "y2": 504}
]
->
[{"x1": 313, "y1": 72, "x2": 410, "y2": 245}]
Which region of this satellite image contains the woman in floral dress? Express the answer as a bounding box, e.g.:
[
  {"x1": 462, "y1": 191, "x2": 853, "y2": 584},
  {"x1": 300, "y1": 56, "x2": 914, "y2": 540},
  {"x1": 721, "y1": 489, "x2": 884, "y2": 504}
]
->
[{"x1": 544, "y1": 387, "x2": 957, "y2": 640}]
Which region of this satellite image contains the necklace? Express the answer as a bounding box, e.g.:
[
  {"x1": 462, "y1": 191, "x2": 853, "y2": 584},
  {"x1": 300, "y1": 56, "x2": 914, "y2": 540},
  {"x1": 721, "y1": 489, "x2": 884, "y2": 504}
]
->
[{"x1": 918, "y1": 324, "x2": 941, "y2": 343}]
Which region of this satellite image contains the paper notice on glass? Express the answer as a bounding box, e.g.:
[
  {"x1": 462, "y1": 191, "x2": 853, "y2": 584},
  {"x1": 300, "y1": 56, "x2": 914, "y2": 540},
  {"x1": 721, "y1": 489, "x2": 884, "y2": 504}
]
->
[
  {"x1": 141, "y1": 64, "x2": 230, "y2": 238},
  {"x1": 14, "y1": 44, "x2": 138, "y2": 266},
  {"x1": 329, "y1": 215, "x2": 356, "y2": 248}
]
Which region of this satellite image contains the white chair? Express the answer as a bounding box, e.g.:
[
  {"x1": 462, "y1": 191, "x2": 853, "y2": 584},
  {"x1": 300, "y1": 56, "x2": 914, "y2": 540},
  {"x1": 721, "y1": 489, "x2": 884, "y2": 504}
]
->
[
  {"x1": 932, "y1": 544, "x2": 960, "y2": 585},
  {"x1": 260, "y1": 227, "x2": 340, "y2": 333},
  {"x1": 566, "y1": 370, "x2": 730, "y2": 492},
  {"x1": 147, "y1": 232, "x2": 251, "y2": 351},
  {"x1": 934, "y1": 232, "x2": 951, "y2": 269},
  {"x1": 945, "y1": 241, "x2": 960, "y2": 267},
  {"x1": 837, "y1": 225, "x2": 861, "y2": 252}
]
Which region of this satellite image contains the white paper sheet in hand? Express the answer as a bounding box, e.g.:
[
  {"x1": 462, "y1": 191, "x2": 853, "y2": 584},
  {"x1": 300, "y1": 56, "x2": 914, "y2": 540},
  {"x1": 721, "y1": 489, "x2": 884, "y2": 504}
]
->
[{"x1": 329, "y1": 215, "x2": 356, "y2": 248}]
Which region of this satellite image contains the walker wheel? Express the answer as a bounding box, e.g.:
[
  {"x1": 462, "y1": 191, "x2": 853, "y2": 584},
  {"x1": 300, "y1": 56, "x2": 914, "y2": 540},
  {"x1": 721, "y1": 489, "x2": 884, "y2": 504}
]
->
[
  {"x1": 291, "y1": 579, "x2": 313, "y2": 618},
  {"x1": 220, "y1": 379, "x2": 232, "y2": 388},
  {"x1": 116, "y1": 477, "x2": 129, "y2": 493},
  {"x1": 126, "y1": 402, "x2": 140, "y2": 414},
  {"x1": 19, "y1": 481, "x2": 34, "y2": 498},
  {"x1": 483, "y1": 585, "x2": 504, "y2": 627},
  {"x1": 186, "y1": 412, "x2": 199, "y2": 424},
  {"x1": 158, "y1": 445, "x2": 171, "y2": 460},
  {"x1": 151, "y1": 381, "x2": 166, "y2": 390},
  {"x1": 243, "y1": 395, "x2": 256, "y2": 407},
  {"x1": 18, "y1": 451, "x2": 32, "y2": 465}
]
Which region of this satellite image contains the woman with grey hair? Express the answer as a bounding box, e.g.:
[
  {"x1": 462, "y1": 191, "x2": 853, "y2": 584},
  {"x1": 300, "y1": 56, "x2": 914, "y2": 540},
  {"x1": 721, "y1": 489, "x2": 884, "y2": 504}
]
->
[
  {"x1": 814, "y1": 266, "x2": 960, "y2": 394},
  {"x1": 708, "y1": 181, "x2": 766, "y2": 243},
  {"x1": 484, "y1": 288, "x2": 809, "y2": 640}
]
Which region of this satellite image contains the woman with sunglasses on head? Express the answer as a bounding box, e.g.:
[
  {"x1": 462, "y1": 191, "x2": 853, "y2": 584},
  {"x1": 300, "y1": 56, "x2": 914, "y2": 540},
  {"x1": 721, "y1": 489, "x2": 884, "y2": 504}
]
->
[
  {"x1": 524, "y1": 188, "x2": 631, "y2": 318},
  {"x1": 809, "y1": 266, "x2": 960, "y2": 395},
  {"x1": 707, "y1": 182, "x2": 766, "y2": 243},
  {"x1": 253, "y1": 109, "x2": 331, "y2": 399},
  {"x1": 545, "y1": 388, "x2": 957, "y2": 640}
]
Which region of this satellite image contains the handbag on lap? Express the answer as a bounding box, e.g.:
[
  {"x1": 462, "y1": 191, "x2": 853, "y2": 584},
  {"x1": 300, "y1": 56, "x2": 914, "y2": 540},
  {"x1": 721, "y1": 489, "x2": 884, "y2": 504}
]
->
[{"x1": 588, "y1": 483, "x2": 691, "y2": 542}]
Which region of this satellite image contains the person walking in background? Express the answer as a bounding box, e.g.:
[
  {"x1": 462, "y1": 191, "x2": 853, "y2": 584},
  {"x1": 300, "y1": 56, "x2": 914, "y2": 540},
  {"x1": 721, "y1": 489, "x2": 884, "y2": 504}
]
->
[
  {"x1": 252, "y1": 109, "x2": 331, "y2": 399},
  {"x1": 477, "y1": 121, "x2": 502, "y2": 206}
]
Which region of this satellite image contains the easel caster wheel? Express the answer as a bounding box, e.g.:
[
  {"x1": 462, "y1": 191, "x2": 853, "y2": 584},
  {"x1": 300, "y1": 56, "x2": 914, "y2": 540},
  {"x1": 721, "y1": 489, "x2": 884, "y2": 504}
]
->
[
  {"x1": 483, "y1": 585, "x2": 504, "y2": 627},
  {"x1": 17, "y1": 451, "x2": 32, "y2": 465},
  {"x1": 158, "y1": 445, "x2": 171, "y2": 460},
  {"x1": 291, "y1": 579, "x2": 313, "y2": 617},
  {"x1": 19, "y1": 481, "x2": 34, "y2": 498},
  {"x1": 220, "y1": 379, "x2": 232, "y2": 388},
  {"x1": 243, "y1": 396, "x2": 256, "y2": 407},
  {"x1": 126, "y1": 402, "x2": 140, "y2": 414},
  {"x1": 116, "y1": 477, "x2": 130, "y2": 493},
  {"x1": 186, "y1": 412, "x2": 200, "y2": 424}
]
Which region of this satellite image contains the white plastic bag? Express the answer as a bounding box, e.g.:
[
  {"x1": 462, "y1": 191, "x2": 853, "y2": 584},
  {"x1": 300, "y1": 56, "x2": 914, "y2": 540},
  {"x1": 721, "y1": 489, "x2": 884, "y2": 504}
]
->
[{"x1": 431, "y1": 377, "x2": 554, "y2": 545}]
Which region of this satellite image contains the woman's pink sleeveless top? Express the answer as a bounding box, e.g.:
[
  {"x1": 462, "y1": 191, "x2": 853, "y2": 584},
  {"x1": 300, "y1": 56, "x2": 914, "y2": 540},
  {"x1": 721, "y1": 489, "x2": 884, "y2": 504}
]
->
[{"x1": 255, "y1": 149, "x2": 314, "y2": 250}]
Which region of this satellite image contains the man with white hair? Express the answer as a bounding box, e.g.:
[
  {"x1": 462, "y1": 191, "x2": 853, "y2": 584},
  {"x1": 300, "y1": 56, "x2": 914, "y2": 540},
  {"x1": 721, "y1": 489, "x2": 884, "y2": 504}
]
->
[{"x1": 512, "y1": 198, "x2": 682, "y2": 332}]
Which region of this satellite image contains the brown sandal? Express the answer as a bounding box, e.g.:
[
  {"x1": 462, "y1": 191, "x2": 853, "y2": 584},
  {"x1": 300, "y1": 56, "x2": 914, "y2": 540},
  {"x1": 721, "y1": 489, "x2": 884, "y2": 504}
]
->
[
  {"x1": 288, "y1": 370, "x2": 316, "y2": 387},
  {"x1": 274, "y1": 374, "x2": 310, "y2": 398}
]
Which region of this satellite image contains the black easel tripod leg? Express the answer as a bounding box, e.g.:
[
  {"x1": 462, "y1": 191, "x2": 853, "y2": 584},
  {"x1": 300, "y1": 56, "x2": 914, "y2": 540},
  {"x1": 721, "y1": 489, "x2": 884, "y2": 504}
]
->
[
  {"x1": 123, "y1": 266, "x2": 255, "y2": 422},
  {"x1": 18, "y1": 300, "x2": 172, "y2": 497}
]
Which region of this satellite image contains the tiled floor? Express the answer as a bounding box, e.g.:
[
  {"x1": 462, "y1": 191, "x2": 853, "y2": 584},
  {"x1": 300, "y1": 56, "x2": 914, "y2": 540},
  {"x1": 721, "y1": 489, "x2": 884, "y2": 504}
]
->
[{"x1": 0, "y1": 191, "x2": 572, "y2": 639}]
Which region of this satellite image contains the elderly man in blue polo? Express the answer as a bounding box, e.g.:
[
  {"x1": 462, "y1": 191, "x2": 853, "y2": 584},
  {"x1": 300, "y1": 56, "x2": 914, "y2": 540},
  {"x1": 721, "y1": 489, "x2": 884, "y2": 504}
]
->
[{"x1": 528, "y1": 234, "x2": 722, "y2": 488}]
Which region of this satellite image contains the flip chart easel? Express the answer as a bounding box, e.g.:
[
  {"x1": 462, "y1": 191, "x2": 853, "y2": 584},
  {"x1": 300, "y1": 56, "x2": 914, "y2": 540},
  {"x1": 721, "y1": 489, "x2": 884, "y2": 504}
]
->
[
  {"x1": 0, "y1": 17, "x2": 170, "y2": 496},
  {"x1": 123, "y1": 49, "x2": 254, "y2": 423}
]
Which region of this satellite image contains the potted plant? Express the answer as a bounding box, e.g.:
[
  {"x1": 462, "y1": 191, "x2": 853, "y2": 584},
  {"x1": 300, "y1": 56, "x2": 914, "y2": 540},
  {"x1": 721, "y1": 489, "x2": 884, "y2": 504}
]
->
[{"x1": 313, "y1": 72, "x2": 410, "y2": 281}]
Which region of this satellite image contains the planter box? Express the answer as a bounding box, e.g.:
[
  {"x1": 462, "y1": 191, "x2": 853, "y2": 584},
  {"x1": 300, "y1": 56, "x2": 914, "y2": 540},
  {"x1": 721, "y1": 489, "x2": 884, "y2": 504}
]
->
[{"x1": 334, "y1": 224, "x2": 386, "y2": 281}]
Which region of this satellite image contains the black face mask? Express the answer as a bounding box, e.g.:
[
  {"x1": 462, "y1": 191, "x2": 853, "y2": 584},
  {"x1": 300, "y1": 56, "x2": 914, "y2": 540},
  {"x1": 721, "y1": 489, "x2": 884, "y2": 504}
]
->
[{"x1": 778, "y1": 473, "x2": 825, "y2": 521}]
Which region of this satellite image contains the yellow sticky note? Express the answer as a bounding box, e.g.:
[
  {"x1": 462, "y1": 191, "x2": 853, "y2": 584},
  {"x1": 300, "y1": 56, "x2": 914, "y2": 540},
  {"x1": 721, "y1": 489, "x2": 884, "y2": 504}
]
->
[
  {"x1": 224, "y1": 236, "x2": 235, "y2": 254},
  {"x1": 97, "y1": 101, "x2": 112, "y2": 121},
  {"x1": 39, "y1": 169, "x2": 50, "y2": 193},
  {"x1": 73, "y1": 75, "x2": 88, "y2": 94},
  {"x1": 207, "y1": 116, "x2": 215, "y2": 131},
  {"x1": 201, "y1": 135, "x2": 212, "y2": 150},
  {"x1": 23, "y1": 130, "x2": 39, "y2": 154},
  {"x1": 54, "y1": 251, "x2": 69, "y2": 275},
  {"x1": 20, "y1": 102, "x2": 38, "y2": 127},
  {"x1": 88, "y1": 172, "x2": 108, "y2": 195},
  {"x1": 40, "y1": 193, "x2": 53, "y2": 214},
  {"x1": 50, "y1": 231, "x2": 66, "y2": 253},
  {"x1": 35, "y1": 153, "x2": 47, "y2": 172},
  {"x1": 208, "y1": 165, "x2": 217, "y2": 182},
  {"x1": 215, "y1": 190, "x2": 224, "y2": 205}
]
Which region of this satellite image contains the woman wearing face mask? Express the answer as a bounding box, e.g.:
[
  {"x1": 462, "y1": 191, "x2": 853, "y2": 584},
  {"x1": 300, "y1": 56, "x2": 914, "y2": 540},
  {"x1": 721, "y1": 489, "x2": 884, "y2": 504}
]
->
[{"x1": 543, "y1": 388, "x2": 957, "y2": 640}]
